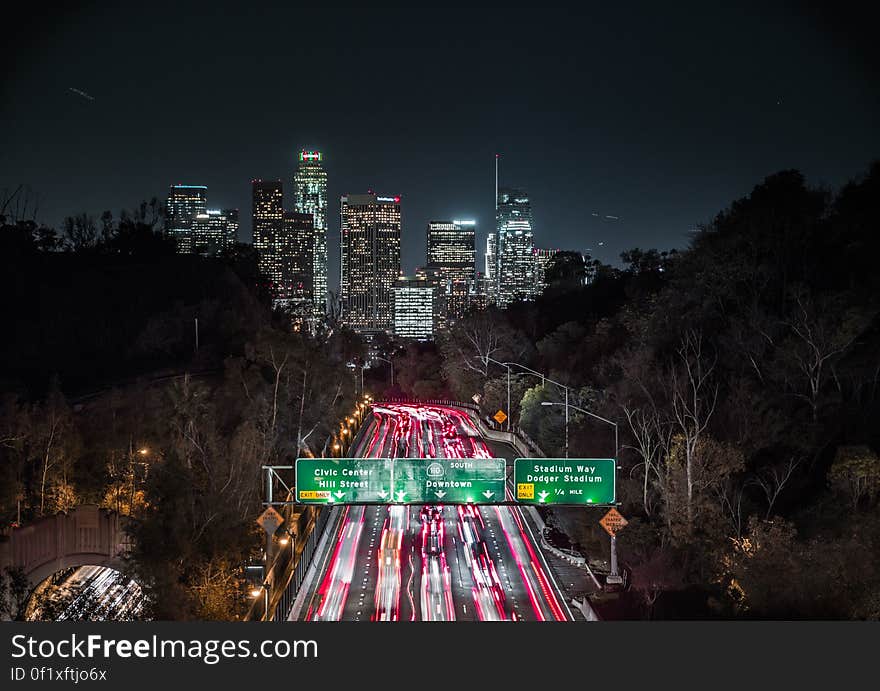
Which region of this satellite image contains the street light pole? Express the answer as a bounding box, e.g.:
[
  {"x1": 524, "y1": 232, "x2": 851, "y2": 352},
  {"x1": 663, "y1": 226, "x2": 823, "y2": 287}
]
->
[
  {"x1": 374, "y1": 356, "x2": 394, "y2": 388},
  {"x1": 541, "y1": 398, "x2": 621, "y2": 586},
  {"x1": 564, "y1": 387, "x2": 569, "y2": 459},
  {"x1": 484, "y1": 356, "x2": 512, "y2": 431},
  {"x1": 541, "y1": 400, "x2": 618, "y2": 462}
]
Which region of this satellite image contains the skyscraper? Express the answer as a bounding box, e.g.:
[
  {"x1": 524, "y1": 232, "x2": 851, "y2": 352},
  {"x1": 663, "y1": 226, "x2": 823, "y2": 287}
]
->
[
  {"x1": 426, "y1": 219, "x2": 477, "y2": 327},
  {"x1": 165, "y1": 184, "x2": 207, "y2": 254},
  {"x1": 393, "y1": 276, "x2": 434, "y2": 340},
  {"x1": 191, "y1": 208, "x2": 238, "y2": 255},
  {"x1": 252, "y1": 179, "x2": 284, "y2": 294},
  {"x1": 340, "y1": 193, "x2": 402, "y2": 334},
  {"x1": 426, "y1": 220, "x2": 476, "y2": 285},
  {"x1": 532, "y1": 247, "x2": 560, "y2": 295},
  {"x1": 495, "y1": 187, "x2": 534, "y2": 307},
  {"x1": 485, "y1": 233, "x2": 497, "y2": 304},
  {"x1": 293, "y1": 151, "x2": 328, "y2": 318},
  {"x1": 223, "y1": 208, "x2": 239, "y2": 247},
  {"x1": 278, "y1": 211, "x2": 315, "y2": 319}
]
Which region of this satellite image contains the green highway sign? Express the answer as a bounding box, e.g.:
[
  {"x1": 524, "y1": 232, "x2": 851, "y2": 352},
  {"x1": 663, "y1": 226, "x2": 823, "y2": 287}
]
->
[
  {"x1": 392, "y1": 457, "x2": 507, "y2": 503},
  {"x1": 514, "y1": 458, "x2": 616, "y2": 505},
  {"x1": 295, "y1": 458, "x2": 392, "y2": 504}
]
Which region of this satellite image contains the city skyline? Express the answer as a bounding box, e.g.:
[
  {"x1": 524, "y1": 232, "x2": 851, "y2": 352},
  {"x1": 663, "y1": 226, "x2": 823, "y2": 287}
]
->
[{"x1": 5, "y1": 4, "x2": 877, "y2": 293}]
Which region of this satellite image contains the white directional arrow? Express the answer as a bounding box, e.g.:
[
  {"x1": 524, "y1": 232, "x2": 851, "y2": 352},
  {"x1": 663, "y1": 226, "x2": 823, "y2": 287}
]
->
[
  {"x1": 538, "y1": 491, "x2": 550, "y2": 502},
  {"x1": 333, "y1": 491, "x2": 346, "y2": 500},
  {"x1": 395, "y1": 490, "x2": 407, "y2": 502},
  {"x1": 377, "y1": 489, "x2": 389, "y2": 500},
  {"x1": 434, "y1": 490, "x2": 447, "y2": 500},
  {"x1": 482, "y1": 490, "x2": 494, "y2": 500}
]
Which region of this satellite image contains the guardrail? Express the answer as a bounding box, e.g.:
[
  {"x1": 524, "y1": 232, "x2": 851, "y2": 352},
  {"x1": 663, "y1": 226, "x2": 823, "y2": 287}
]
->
[{"x1": 270, "y1": 506, "x2": 330, "y2": 622}]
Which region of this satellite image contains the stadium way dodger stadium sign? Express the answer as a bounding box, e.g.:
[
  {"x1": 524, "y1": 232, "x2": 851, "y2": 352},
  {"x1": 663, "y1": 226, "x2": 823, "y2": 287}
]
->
[{"x1": 514, "y1": 458, "x2": 616, "y2": 505}]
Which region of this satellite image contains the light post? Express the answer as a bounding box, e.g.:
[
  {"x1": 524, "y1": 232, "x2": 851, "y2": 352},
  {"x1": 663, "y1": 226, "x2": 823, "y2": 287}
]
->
[
  {"x1": 260, "y1": 582, "x2": 269, "y2": 619},
  {"x1": 483, "y1": 356, "x2": 512, "y2": 431},
  {"x1": 540, "y1": 400, "x2": 618, "y2": 461},
  {"x1": 374, "y1": 356, "x2": 394, "y2": 388},
  {"x1": 486, "y1": 357, "x2": 568, "y2": 432},
  {"x1": 541, "y1": 399, "x2": 621, "y2": 584},
  {"x1": 277, "y1": 527, "x2": 296, "y2": 548}
]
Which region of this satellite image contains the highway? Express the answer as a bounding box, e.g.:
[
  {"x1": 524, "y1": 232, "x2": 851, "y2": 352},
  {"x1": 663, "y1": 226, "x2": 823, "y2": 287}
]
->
[
  {"x1": 294, "y1": 403, "x2": 571, "y2": 622},
  {"x1": 31, "y1": 565, "x2": 146, "y2": 621}
]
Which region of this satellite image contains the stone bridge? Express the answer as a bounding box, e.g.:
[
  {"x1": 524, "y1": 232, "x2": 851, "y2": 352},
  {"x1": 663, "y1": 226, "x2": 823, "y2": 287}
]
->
[{"x1": 0, "y1": 505, "x2": 130, "y2": 588}]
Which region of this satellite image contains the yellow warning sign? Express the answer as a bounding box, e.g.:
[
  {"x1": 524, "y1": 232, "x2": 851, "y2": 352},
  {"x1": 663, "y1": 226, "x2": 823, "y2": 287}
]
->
[
  {"x1": 299, "y1": 490, "x2": 331, "y2": 500},
  {"x1": 599, "y1": 507, "x2": 628, "y2": 536},
  {"x1": 493, "y1": 410, "x2": 508, "y2": 424},
  {"x1": 517, "y1": 483, "x2": 535, "y2": 500}
]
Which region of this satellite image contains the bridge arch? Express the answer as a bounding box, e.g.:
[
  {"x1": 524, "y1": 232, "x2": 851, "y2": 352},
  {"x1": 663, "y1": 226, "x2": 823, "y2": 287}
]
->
[{"x1": 0, "y1": 505, "x2": 131, "y2": 589}]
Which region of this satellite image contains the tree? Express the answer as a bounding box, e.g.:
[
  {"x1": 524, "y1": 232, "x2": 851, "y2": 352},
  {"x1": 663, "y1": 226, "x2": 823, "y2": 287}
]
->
[
  {"x1": 779, "y1": 287, "x2": 870, "y2": 424},
  {"x1": 30, "y1": 380, "x2": 79, "y2": 516},
  {"x1": 481, "y1": 373, "x2": 532, "y2": 426},
  {"x1": 723, "y1": 516, "x2": 801, "y2": 616},
  {"x1": 623, "y1": 403, "x2": 671, "y2": 517},
  {"x1": 437, "y1": 308, "x2": 530, "y2": 400},
  {"x1": 668, "y1": 330, "x2": 719, "y2": 536},
  {"x1": 753, "y1": 456, "x2": 801, "y2": 519},
  {"x1": 518, "y1": 385, "x2": 565, "y2": 455},
  {"x1": 828, "y1": 446, "x2": 880, "y2": 510},
  {"x1": 0, "y1": 566, "x2": 30, "y2": 620},
  {"x1": 62, "y1": 213, "x2": 98, "y2": 251}
]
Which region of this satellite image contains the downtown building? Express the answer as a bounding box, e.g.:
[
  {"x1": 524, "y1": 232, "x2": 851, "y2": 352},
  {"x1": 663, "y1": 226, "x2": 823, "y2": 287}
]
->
[
  {"x1": 393, "y1": 276, "x2": 434, "y2": 340},
  {"x1": 191, "y1": 208, "x2": 239, "y2": 255},
  {"x1": 494, "y1": 187, "x2": 535, "y2": 307},
  {"x1": 293, "y1": 150, "x2": 328, "y2": 318},
  {"x1": 426, "y1": 219, "x2": 477, "y2": 327},
  {"x1": 251, "y1": 179, "x2": 284, "y2": 296},
  {"x1": 532, "y1": 247, "x2": 559, "y2": 295},
  {"x1": 340, "y1": 193, "x2": 402, "y2": 334},
  {"x1": 485, "y1": 233, "x2": 497, "y2": 304},
  {"x1": 278, "y1": 211, "x2": 315, "y2": 321},
  {"x1": 165, "y1": 184, "x2": 207, "y2": 254}
]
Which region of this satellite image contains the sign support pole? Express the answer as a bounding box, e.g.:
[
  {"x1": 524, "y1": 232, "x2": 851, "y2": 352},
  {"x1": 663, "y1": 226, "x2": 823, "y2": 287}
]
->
[
  {"x1": 608, "y1": 534, "x2": 623, "y2": 585},
  {"x1": 610, "y1": 535, "x2": 619, "y2": 579},
  {"x1": 506, "y1": 365, "x2": 511, "y2": 432},
  {"x1": 564, "y1": 387, "x2": 569, "y2": 459}
]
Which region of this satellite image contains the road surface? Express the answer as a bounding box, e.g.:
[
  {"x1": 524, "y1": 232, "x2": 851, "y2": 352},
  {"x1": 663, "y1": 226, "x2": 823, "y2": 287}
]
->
[{"x1": 294, "y1": 403, "x2": 570, "y2": 622}]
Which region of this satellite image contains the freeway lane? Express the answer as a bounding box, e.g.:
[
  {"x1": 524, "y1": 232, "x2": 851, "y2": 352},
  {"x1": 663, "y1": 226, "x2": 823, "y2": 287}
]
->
[{"x1": 294, "y1": 403, "x2": 571, "y2": 622}]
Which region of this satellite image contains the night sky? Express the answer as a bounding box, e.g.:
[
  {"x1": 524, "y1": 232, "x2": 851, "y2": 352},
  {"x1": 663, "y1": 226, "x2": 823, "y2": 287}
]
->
[{"x1": 3, "y1": 2, "x2": 878, "y2": 287}]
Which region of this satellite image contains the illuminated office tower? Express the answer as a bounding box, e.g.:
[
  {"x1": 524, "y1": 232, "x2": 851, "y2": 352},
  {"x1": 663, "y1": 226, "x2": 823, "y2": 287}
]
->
[
  {"x1": 496, "y1": 187, "x2": 534, "y2": 307},
  {"x1": 191, "y1": 208, "x2": 238, "y2": 255},
  {"x1": 293, "y1": 151, "x2": 328, "y2": 318},
  {"x1": 470, "y1": 272, "x2": 490, "y2": 313},
  {"x1": 252, "y1": 179, "x2": 284, "y2": 294},
  {"x1": 532, "y1": 247, "x2": 559, "y2": 295},
  {"x1": 393, "y1": 276, "x2": 434, "y2": 340},
  {"x1": 484, "y1": 233, "x2": 497, "y2": 304},
  {"x1": 223, "y1": 208, "x2": 239, "y2": 247},
  {"x1": 426, "y1": 219, "x2": 476, "y2": 324},
  {"x1": 278, "y1": 211, "x2": 314, "y2": 320},
  {"x1": 165, "y1": 184, "x2": 207, "y2": 254},
  {"x1": 426, "y1": 220, "x2": 476, "y2": 285},
  {"x1": 340, "y1": 193, "x2": 402, "y2": 334}
]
